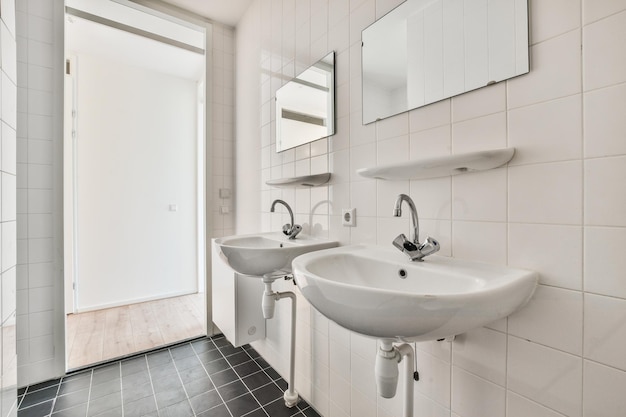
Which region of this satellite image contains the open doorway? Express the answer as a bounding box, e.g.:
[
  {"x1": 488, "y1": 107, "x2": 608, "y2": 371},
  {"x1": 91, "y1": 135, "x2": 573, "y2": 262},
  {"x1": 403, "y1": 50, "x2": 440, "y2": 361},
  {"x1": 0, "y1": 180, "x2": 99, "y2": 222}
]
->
[{"x1": 63, "y1": 0, "x2": 209, "y2": 370}]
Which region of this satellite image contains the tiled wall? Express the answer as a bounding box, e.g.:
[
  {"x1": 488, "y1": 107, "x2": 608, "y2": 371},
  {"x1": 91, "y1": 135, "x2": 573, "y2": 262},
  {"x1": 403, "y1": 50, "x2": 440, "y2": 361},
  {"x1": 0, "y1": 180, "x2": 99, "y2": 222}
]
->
[
  {"x1": 15, "y1": 2, "x2": 236, "y2": 386},
  {"x1": 0, "y1": 1, "x2": 18, "y2": 416},
  {"x1": 235, "y1": 1, "x2": 626, "y2": 416},
  {"x1": 16, "y1": 0, "x2": 65, "y2": 386}
]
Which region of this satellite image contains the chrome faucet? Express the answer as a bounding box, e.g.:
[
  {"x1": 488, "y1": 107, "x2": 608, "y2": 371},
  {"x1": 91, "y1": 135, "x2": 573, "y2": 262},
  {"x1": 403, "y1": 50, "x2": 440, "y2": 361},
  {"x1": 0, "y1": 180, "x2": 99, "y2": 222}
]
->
[
  {"x1": 392, "y1": 194, "x2": 440, "y2": 261},
  {"x1": 270, "y1": 199, "x2": 302, "y2": 239}
]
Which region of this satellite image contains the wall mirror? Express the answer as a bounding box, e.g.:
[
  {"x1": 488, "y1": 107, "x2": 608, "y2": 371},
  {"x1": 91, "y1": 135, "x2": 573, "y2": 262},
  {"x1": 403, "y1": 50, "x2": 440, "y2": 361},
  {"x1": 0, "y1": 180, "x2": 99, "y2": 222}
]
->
[
  {"x1": 276, "y1": 52, "x2": 335, "y2": 152},
  {"x1": 362, "y1": 0, "x2": 529, "y2": 124}
]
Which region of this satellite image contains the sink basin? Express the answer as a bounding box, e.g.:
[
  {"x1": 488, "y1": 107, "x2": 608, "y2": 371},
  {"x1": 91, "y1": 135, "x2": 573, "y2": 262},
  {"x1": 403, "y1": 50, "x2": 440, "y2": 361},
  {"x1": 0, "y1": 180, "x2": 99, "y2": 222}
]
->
[
  {"x1": 214, "y1": 232, "x2": 338, "y2": 276},
  {"x1": 292, "y1": 244, "x2": 538, "y2": 342}
]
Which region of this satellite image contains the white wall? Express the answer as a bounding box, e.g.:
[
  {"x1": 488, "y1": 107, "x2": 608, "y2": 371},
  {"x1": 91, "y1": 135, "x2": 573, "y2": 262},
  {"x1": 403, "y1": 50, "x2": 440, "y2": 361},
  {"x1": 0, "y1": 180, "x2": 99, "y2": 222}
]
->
[
  {"x1": 0, "y1": 0, "x2": 18, "y2": 415},
  {"x1": 16, "y1": 2, "x2": 236, "y2": 386},
  {"x1": 236, "y1": 1, "x2": 626, "y2": 416},
  {"x1": 71, "y1": 53, "x2": 198, "y2": 311}
]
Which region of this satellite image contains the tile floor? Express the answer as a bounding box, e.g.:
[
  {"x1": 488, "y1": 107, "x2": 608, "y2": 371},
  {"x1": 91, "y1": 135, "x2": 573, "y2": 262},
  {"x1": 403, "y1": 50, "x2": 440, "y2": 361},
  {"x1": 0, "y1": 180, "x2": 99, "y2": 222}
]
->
[{"x1": 17, "y1": 335, "x2": 320, "y2": 417}]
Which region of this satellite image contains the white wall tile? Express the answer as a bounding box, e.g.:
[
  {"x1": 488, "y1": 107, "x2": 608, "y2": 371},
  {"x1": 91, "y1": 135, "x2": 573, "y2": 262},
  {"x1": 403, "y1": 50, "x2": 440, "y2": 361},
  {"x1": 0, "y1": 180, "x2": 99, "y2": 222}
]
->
[
  {"x1": 451, "y1": 82, "x2": 505, "y2": 123},
  {"x1": 583, "y1": 360, "x2": 626, "y2": 417},
  {"x1": 507, "y1": 337, "x2": 582, "y2": 417},
  {"x1": 530, "y1": 0, "x2": 581, "y2": 44},
  {"x1": 452, "y1": 327, "x2": 506, "y2": 386},
  {"x1": 1, "y1": 222, "x2": 16, "y2": 272},
  {"x1": 584, "y1": 83, "x2": 626, "y2": 158},
  {"x1": 509, "y1": 161, "x2": 582, "y2": 225},
  {"x1": 584, "y1": 227, "x2": 626, "y2": 299},
  {"x1": 451, "y1": 367, "x2": 505, "y2": 417},
  {"x1": 377, "y1": 135, "x2": 408, "y2": 166},
  {"x1": 414, "y1": 350, "x2": 451, "y2": 409},
  {"x1": 409, "y1": 177, "x2": 451, "y2": 220},
  {"x1": 584, "y1": 156, "x2": 626, "y2": 226},
  {"x1": 2, "y1": 123, "x2": 17, "y2": 175},
  {"x1": 409, "y1": 125, "x2": 451, "y2": 160},
  {"x1": 409, "y1": 99, "x2": 450, "y2": 132},
  {"x1": 583, "y1": 11, "x2": 626, "y2": 91},
  {"x1": 452, "y1": 112, "x2": 507, "y2": 153},
  {"x1": 452, "y1": 168, "x2": 506, "y2": 222},
  {"x1": 584, "y1": 293, "x2": 626, "y2": 371},
  {"x1": 506, "y1": 391, "x2": 567, "y2": 417},
  {"x1": 509, "y1": 285, "x2": 583, "y2": 355},
  {"x1": 507, "y1": 30, "x2": 581, "y2": 109},
  {"x1": 452, "y1": 221, "x2": 506, "y2": 264},
  {"x1": 1, "y1": 174, "x2": 16, "y2": 221},
  {"x1": 508, "y1": 95, "x2": 582, "y2": 165},
  {"x1": 508, "y1": 223, "x2": 582, "y2": 290}
]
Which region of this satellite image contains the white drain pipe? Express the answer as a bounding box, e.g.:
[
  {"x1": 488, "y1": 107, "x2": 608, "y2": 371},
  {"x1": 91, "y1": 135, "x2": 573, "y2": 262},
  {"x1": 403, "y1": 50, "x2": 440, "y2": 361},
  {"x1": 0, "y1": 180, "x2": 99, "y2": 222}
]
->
[
  {"x1": 262, "y1": 274, "x2": 299, "y2": 408},
  {"x1": 375, "y1": 340, "x2": 415, "y2": 417}
]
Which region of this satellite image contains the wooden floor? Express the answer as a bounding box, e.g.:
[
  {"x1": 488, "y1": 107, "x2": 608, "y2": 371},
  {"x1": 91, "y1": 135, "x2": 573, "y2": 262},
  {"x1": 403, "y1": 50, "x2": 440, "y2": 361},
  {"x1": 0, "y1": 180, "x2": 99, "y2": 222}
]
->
[{"x1": 66, "y1": 293, "x2": 205, "y2": 370}]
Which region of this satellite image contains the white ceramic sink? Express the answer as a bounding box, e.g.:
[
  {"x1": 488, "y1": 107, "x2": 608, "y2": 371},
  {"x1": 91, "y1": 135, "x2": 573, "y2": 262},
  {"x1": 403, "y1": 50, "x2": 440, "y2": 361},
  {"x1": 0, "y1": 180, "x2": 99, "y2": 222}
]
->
[
  {"x1": 214, "y1": 232, "x2": 338, "y2": 276},
  {"x1": 292, "y1": 244, "x2": 538, "y2": 342}
]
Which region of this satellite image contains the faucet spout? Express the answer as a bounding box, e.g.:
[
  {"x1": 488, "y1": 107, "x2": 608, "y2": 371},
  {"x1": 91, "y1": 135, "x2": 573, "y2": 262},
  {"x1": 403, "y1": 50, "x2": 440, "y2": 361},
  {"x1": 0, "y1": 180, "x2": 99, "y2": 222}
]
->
[
  {"x1": 393, "y1": 194, "x2": 419, "y2": 244},
  {"x1": 270, "y1": 199, "x2": 302, "y2": 239},
  {"x1": 392, "y1": 194, "x2": 439, "y2": 261}
]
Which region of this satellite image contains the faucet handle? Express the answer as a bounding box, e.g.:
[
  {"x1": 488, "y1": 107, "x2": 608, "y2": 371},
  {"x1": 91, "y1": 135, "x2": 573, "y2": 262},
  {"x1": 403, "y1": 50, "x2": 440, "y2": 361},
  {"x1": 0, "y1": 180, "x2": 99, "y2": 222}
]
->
[
  {"x1": 418, "y1": 236, "x2": 440, "y2": 256},
  {"x1": 393, "y1": 234, "x2": 418, "y2": 252},
  {"x1": 282, "y1": 224, "x2": 292, "y2": 236}
]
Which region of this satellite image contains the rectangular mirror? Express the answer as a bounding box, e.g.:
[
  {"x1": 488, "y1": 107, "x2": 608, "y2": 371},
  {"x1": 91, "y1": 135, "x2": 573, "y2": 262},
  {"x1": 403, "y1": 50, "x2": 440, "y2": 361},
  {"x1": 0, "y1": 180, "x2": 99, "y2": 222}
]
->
[
  {"x1": 362, "y1": 0, "x2": 529, "y2": 124},
  {"x1": 276, "y1": 52, "x2": 335, "y2": 152}
]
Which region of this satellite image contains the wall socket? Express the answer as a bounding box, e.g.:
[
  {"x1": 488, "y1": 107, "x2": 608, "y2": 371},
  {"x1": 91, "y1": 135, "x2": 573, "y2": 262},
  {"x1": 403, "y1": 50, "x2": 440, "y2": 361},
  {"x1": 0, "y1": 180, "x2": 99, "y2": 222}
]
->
[{"x1": 342, "y1": 208, "x2": 356, "y2": 227}]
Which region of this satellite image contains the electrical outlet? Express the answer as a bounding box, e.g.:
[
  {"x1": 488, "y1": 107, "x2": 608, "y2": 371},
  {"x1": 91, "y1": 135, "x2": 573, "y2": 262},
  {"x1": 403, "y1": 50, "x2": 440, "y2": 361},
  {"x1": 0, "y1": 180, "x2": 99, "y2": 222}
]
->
[{"x1": 342, "y1": 208, "x2": 356, "y2": 227}]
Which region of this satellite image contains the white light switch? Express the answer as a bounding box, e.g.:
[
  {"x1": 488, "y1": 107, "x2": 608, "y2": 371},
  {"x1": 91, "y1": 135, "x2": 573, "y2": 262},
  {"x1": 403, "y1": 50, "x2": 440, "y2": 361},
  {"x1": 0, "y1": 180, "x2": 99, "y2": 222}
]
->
[
  {"x1": 169, "y1": 204, "x2": 178, "y2": 212},
  {"x1": 219, "y1": 188, "x2": 231, "y2": 198},
  {"x1": 220, "y1": 206, "x2": 230, "y2": 214}
]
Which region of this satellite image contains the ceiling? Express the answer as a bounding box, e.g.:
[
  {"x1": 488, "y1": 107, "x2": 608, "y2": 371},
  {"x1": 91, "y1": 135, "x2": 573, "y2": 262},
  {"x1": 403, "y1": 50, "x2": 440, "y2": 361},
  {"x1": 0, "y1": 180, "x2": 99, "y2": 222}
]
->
[{"x1": 159, "y1": 0, "x2": 253, "y2": 26}]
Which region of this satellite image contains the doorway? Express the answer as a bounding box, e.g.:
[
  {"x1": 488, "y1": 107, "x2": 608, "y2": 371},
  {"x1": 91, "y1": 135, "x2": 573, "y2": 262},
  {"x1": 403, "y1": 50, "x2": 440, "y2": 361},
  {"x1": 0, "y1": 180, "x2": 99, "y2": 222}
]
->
[{"x1": 63, "y1": 0, "x2": 210, "y2": 370}]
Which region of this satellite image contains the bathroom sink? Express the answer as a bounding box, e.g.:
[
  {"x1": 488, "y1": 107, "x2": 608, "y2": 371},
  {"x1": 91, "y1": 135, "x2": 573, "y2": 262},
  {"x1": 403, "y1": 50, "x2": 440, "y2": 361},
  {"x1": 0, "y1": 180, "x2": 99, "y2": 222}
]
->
[
  {"x1": 214, "y1": 232, "x2": 338, "y2": 276},
  {"x1": 292, "y1": 244, "x2": 538, "y2": 342}
]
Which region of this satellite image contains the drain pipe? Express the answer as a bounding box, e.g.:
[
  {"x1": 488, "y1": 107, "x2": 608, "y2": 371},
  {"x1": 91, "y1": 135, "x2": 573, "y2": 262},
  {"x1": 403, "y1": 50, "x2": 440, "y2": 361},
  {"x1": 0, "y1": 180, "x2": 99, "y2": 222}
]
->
[
  {"x1": 375, "y1": 340, "x2": 415, "y2": 417},
  {"x1": 261, "y1": 274, "x2": 299, "y2": 408}
]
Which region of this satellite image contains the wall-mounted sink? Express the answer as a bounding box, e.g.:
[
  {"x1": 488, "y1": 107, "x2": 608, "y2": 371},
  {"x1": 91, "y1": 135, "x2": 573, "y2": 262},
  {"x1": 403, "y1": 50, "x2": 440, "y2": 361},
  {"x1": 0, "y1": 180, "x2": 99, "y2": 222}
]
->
[
  {"x1": 214, "y1": 232, "x2": 338, "y2": 277},
  {"x1": 292, "y1": 244, "x2": 538, "y2": 342}
]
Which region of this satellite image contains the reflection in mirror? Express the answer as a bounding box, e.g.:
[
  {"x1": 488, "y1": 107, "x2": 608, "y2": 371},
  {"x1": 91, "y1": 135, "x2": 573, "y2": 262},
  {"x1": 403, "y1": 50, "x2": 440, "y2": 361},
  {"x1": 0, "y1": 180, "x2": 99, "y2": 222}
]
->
[
  {"x1": 276, "y1": 52, "x2": 335, "y2": 152},
  {"x1": 362, "y1": 0, "x2": 529, "y2": 124}
]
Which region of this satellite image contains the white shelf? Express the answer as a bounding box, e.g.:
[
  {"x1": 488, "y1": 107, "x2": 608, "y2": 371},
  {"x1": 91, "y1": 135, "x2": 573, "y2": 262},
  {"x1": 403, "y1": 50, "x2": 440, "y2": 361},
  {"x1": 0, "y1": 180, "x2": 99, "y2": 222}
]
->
[
  {"x1": 357, "y1": 148, "x2": 515, "y2": 180},
  {"x1": 266, "y1": 173, "x2": 331, "y2": 188}
]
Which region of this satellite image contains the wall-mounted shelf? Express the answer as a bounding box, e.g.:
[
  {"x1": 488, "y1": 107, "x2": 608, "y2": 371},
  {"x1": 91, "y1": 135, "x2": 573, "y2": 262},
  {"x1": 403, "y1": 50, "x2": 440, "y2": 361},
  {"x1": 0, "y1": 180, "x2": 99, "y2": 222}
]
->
[
  {"x1": 266, "y1": 173, "x2": 331, "y2": 188},
  {"x1": 356, "y1": 148, "x2": 515, "y2": 180}
]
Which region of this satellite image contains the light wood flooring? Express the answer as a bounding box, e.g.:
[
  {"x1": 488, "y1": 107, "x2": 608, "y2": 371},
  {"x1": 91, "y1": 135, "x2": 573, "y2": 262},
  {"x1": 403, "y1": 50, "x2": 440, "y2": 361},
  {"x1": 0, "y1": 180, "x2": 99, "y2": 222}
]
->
[{"x1": 66, "y1": 293, "x2": 206, "y2": 370}]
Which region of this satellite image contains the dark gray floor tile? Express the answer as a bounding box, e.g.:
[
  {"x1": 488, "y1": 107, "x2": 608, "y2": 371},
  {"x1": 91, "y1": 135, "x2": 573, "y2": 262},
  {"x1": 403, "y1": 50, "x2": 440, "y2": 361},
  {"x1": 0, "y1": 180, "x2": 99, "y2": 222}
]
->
[
  {"x1": 121, "y1": 358, "x2": 148, "y2": 377},
  {"x1": 170, "y1": 345, "x2": 195, "y2": 360},
  {"x1": 252, "y1": 383, "x2": 283, "y2": 406},
  {"x1": 160, "y1": 399, "x2": 194, "y2": 417},
  {"x1": 147, "y1": 350, "x2": 172, "y2": 368},
  {"x1": 301, "y1": 406, "x2": 322, "y2": 417},
  {"x1": 196, "y1": 403, "x2": 231, "y2": 417},
  {"x1": 151, "y1": 375, "x2": 183, "y2": 394},
  {"x1": 173, "y1": 355, "x2": 201, "y2": 371},
  {"x1": 51, "y1": 403, "x2": 88, "y2": 417},
  {"x1": 203, "y1": 358, "x2": 229, "y2": 375},
  {"x1": 212, "y1": 337, "x2": 230, "y2": 348},
  {"x1": 254, "y1": 357, "x2": 270, "y2": 369},
  {"x1": 122, "y1": 381, "x2": 154, "y2": 403},
  {"x1": 123, "y1": 395, "x2": 157, "y2": 417},
  {"x1": 183, "y1": 377, "x2": 214, "y2": 398},
  {"x1": 91, "y1": 378, "x2": 121, "y2": 400},
  {"x1": 27, "y1": 378, "x2": 61, "y2": 393},
  {"x1": 52, "y1": 389, "x2": 89, "y2": 412},
  {"x1": 263, "y1": 398, "x2": 301, "y2": 417},
  {"x1": 240, "y1": 408, "x2": 269, "y2": 417},
  {"x1": 264, "y1": 367, "x2": 281, "y2": 381},
  {"x1": 92, "y1": 366, "x2": 120, "y2": 386},
  {"x1": 219, "y1": 344, "x2": 244, "y2": 357},
  {"x1": 191, "y1": 340, "x2": 215, "y2": 354},
  {"x1": 18, "y1": 387, "x2": 26, "y2": 396},
  {"x1": 155, "y1": 386, "x2": 186, "y2": 409},
  {"x1": 226, "y1": 351, "x2": 251, "y2": 367},
  {"x1": 58, "y1": 376, "x2": 91, "y2": 396},
  {"x1": 149, "y1": 362, "x2": 178, "y2": 380},
  {"x1": 18, "y1": 400, "x2": 54, "y2": 417},
  {"x1": 210, "y1": 369, "x2": 238, "y2": 387},
  {"x1": 233, "y1": 360, "x2": 262, "y2": 378},
  {"x1": 87, "y1": 392, "x2": 122, "y2": 416},
  {"x1": 90, "y1": 407, "x2": 122, "y2": 417},
  {"x1": 20, "y1": 385, "x2": 59, "y2": 408},
  {"x1": 122, "y1": 370, "x2": 150, "y2": 387},
  {"x1": 275, "y1": 377, "x2": 288, "y2": 391},
  {"x1": 197, "y1": 349, "x2": 223, "y2": 364},
  {"x1": 225, "y1": 393, "x2": 260, "y2": 417},
  {"x1": 178, "y1": 365, "x2": 207, "y2": 385},
  {"x1": 188, "y1": 390, "x2": 223, "y2": 414},
  {"x1": 243, "y1": 346, "x2": 260, "y2": 359},
  {"x1": 242, "y1": 371, "x2": 271, "y2": 391},
  {"x1": 217, "y1": 380, "x2": 248, "y2": 402}
]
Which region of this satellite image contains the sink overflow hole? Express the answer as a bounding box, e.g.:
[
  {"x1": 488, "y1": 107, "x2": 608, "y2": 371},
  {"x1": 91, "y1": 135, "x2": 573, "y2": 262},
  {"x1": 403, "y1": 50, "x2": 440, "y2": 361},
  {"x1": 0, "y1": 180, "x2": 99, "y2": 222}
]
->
[
  {"x1": 279, "y1": 243, "x2": 283, "y2": 248},
  {"x1": 398, "y1": 269, "x2": 407, "y2": 279}
]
